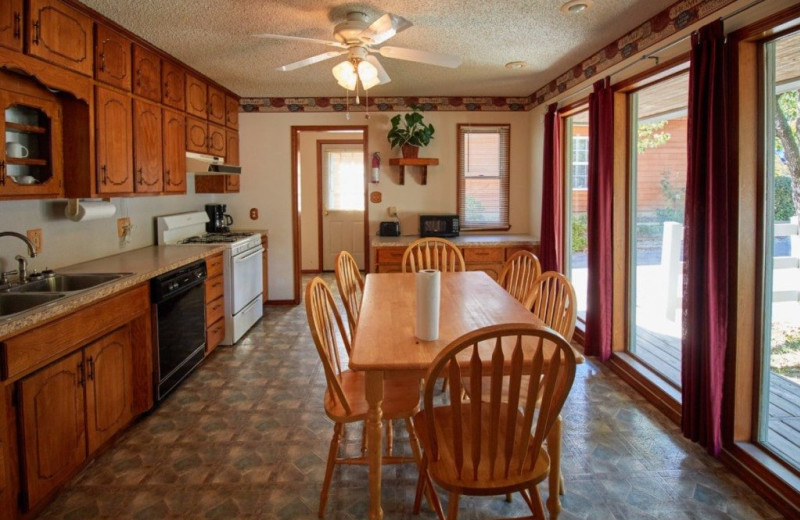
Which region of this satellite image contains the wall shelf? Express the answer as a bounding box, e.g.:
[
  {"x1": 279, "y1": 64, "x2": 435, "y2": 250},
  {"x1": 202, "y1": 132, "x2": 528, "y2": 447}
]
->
[{"x1": 389, "y1": 157, "x2": 439, "y2": 185}]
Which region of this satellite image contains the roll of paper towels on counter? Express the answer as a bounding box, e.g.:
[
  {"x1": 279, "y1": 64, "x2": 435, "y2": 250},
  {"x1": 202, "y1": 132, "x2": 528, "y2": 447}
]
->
[
  {"x1": 64, "y1": 199, "x2": 117, "y2": 222},
  {"x1": 415, "y1": 269, "x2": 441, "y2": 341}
]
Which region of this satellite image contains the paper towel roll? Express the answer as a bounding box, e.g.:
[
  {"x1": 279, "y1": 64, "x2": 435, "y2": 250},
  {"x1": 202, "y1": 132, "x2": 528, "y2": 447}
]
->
[
  {"x1": 64, "y1": 199, "x2": 117, "y2": 222},
  {"x1": 415, "y1": 269, "x2": 441, "y2": 341}
]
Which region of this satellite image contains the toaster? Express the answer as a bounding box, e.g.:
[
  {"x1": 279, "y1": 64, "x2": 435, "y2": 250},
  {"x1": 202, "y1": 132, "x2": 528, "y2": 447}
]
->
[{"x1": 379, "y1": 221, "x2": 401, "y2": 237}]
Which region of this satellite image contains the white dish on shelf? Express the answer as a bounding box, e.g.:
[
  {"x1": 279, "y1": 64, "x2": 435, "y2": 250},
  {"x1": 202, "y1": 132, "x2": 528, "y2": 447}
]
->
[{"x1": 15, "y1": 175, "x2": 38, "y2": 185}]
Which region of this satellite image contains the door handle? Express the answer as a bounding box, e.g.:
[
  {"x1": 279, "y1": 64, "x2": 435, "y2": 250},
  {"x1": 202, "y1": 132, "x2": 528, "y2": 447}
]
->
[{"x1": 323, "y1": 210, "x2": 330, "y2": 216}]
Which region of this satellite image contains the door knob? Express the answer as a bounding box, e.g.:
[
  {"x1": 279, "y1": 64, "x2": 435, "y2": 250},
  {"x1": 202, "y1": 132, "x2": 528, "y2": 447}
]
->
[{"x1": 323, "y1": 210, "x2": 330, "y2": 216}]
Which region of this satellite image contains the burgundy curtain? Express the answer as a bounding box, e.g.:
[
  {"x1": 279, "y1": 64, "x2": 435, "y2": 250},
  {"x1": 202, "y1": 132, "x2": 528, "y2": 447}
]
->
[
  {"x1": 585, "y1": 78, "x2": 614, "y2": 361},
  {"x1": 540, "y1": 103, "x2": 563, "y2": 273},
  {"x1": 681, "y1": 20, "x2": 729, "y2": 456}
]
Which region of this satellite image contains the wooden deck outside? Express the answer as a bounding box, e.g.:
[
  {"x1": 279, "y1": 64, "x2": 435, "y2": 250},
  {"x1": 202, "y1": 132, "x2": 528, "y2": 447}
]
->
[{"x1": 632, "y1": 325, "x2": 800, "y2": 470}]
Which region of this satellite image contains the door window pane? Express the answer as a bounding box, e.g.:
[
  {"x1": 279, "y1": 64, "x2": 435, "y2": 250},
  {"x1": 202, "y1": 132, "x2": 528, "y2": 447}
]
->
[
  {"x1": 760, "y1": 30, "x2": 800, "y2": 472},
  {"x1": 564, "y1": 112, "x2": 589, "y2": 319},
  {"x1": 628, "y1": 72, "x2": 689, "y2": 388},
  {"x1": 324, "y1": 150, "x2": 364, "y2": 211}
]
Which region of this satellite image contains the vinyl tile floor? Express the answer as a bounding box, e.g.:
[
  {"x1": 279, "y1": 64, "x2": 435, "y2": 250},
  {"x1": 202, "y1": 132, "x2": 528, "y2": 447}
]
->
[{"x1": 38, "y1": 275, "x2": 786, "y2": 520}]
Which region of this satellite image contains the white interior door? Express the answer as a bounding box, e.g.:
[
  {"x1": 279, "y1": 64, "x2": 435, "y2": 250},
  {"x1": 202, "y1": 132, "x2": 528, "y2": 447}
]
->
[{"x1": 321, "y1": 144, "x2": 365, "y2": 271}]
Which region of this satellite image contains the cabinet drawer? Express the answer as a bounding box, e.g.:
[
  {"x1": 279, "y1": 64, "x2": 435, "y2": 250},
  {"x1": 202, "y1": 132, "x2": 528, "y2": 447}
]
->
[
  {"x1": 376, "y1": 247, "x2": 405, "y2": 263},
  {"x1": 206, "y1": 253, "x2": 223, "y2": 278},
  {"x1": 205, "y1": 274, "x2": 224, "y2": 302},
  {"x1": 505, "y1": 245, "x2": 537, "y2": 260},
  {"x1": 464, "y1": 247, "x2": 504, "y2": 263},
  {"x1": 205, "y1": 296, "x2": 224, "y2": 326},
  {"x1": 206, "y1": 319, "x2": 224, "y2": 354}
]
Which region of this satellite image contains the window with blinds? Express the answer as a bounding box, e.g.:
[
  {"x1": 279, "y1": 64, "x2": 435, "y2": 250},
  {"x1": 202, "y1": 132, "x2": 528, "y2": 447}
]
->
[{"x1": 457, "y1": 124, "x2": 510, "y2": 230}]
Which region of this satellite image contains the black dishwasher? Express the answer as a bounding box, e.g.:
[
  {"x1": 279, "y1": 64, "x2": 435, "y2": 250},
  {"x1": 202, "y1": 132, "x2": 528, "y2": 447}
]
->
[{"x1": 151, "y1": 260, "x2": 207, "y2": 401}]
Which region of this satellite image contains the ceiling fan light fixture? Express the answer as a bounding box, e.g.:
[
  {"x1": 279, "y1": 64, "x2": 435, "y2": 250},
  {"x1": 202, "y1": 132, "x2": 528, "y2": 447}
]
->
[
  {"x1": 505, "y1": 61, "x2": 528, "y2": 70},
  {"x1": 357, "y1": 60, "x2": 380, "y2": 89},
  {"x1": 332, "y1": 60, "x2": 358, "y2": 90},
  {"x1": 560, "y1": 0, "x2": 594, "y2": 14}
]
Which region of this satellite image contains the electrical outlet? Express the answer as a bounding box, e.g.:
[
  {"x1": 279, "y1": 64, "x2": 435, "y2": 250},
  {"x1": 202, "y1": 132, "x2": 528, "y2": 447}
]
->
[
  {"x1": 26, "y1": 229, "x2": 43, "y2": 254},
  {"x1": 117, "y1": 217, "x2": 131, "y2": 238}
]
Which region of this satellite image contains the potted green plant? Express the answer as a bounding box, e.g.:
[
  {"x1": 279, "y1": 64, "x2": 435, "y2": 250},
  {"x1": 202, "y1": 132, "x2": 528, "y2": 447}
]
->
[{"x1": 387, "y1": 106, "x2": 435, "y2": 158}]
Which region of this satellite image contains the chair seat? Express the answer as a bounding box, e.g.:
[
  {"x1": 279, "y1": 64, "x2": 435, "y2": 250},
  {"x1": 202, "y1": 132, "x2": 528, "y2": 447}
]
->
[
  {"x1": 414, "y1": 403, "x2": 550, "y2": 496},
  {"x1": 324, "y1": 370, "x2": 420, "y2": 422}
]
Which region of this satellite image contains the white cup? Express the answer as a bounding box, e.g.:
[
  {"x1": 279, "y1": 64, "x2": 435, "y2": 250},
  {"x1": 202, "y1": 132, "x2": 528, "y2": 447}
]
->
[{"x1": 5, "y1": 142, "x2": 29, "y2": 158}]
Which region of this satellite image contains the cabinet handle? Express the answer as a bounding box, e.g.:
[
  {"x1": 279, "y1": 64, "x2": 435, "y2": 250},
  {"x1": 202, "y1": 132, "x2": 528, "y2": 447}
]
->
[
  {"x1": 13, "y1": 12, "x2": 21, "y2": 39},
  {"x1": 165, "y1": 170, "x2": 171, "y2": 185},
  {"x1": 32, "y1": 20, "x2": 40, "y2": 45},
  {"x1": 87, "y1": 357, "x2": 95, "y2": 380},
  {"x1": 77, "y1": 363, "x2": 85, "y2": 386},
  {"x1": 136, "y1": 167, "x2": 143, "y2": 184},
  {"x1": 99, "y1": 52, "x2": 106, "y2": 72},
  {"x1": 0, "y1": 161, "x2": 5, "y2": 186},
  {"x1": 164, "y1": 84, "x2": 169, "y2": 99},
  {"x1": 101, "y1": 164, "x2": 108, "y2": 184}
]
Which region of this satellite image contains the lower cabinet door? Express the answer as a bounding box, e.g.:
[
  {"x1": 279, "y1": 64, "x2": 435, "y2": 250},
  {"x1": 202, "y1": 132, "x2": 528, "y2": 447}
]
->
[
  {"x1": 18, "y1": 350, "x2": 87, "y2": 510},
  {"x1": 84, "y1": 326, "x2": 133, "y2": 453}
]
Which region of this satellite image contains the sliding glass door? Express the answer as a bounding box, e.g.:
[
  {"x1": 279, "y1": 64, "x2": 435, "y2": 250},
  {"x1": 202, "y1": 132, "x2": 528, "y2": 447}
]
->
[{"x1": 563, "y1": 111, "x2": 589, "y2": 321}]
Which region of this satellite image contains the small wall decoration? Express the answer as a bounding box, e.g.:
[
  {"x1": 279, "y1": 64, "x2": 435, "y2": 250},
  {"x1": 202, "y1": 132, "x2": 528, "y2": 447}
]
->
[{"x1": 370, "y1": 191, "x2": 382, "y2": 204}]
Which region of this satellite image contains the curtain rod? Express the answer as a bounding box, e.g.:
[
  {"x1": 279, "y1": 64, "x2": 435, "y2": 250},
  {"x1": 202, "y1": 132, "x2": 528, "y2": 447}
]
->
[{"x1": 553, "y1": 0, "x2": 768, "y2": 105}]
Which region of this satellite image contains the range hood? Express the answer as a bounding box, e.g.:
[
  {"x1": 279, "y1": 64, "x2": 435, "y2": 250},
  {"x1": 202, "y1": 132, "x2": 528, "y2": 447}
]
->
[{"x1": 186, "y1": 151, "x2": 241, "y2": 175}]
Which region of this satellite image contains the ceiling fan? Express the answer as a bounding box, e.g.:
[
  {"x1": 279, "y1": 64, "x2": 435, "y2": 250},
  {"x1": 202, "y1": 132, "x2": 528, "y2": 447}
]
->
[{"x1": 253, "y1": 11, "x2": 461, "y2": 92}]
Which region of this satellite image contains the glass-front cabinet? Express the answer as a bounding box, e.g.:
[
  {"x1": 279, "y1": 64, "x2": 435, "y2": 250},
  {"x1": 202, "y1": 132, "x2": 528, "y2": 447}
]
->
[{"x1": 0, "y1": 90, "x2": 63, "y2": 199}]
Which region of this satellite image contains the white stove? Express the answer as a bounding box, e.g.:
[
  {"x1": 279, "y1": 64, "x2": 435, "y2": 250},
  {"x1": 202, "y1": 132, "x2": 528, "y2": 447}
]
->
[{"x1": 156, "y1": 212, "x2": 264, "y2": 345}]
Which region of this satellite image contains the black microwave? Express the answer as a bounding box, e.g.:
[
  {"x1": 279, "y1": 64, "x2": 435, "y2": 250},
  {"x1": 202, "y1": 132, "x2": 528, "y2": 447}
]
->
[{"x1": 419, "y1": 214, "x2": 459, "y2": 238}]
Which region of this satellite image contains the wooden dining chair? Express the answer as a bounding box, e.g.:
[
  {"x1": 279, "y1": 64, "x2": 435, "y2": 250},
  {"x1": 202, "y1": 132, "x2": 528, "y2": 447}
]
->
[
  {"x1": 305, "y1": 277, "x2": 424, "y2": 518},
  {"x1": 401, "y1": 237, "x2": 465, "y2": 273},
  {"x1": 413, "y1": 323, "x2": 577, "y2": 520},
  {"x1": 497, "y1": 250, "x2": 542, "y2": 305},
  {"x1": 334, "y1": 250, "x2": 364, "y2": 338},
  {"x1": 523, "y1": 271, "x2": 578, "y2": 342}
]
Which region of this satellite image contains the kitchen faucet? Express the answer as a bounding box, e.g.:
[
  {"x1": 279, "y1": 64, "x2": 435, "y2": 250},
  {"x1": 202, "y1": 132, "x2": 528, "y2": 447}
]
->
[{"x1": 0, "y1": 231, "x2": 38, "y2": 284}]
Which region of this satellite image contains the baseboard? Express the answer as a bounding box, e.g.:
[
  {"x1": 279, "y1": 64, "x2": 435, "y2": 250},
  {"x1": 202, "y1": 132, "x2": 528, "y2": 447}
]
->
[
  {"x1": 266, "y1": 299, "x2": 296, "y2": 306},
  {"x1": 301, "y1": 269, "x2": 321, "y2": 274}
]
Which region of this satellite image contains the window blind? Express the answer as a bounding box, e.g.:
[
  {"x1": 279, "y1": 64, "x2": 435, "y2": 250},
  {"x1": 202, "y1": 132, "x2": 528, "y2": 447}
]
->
[{"x1": 457, "y1": 124, "x2": 510, "y2": 230}]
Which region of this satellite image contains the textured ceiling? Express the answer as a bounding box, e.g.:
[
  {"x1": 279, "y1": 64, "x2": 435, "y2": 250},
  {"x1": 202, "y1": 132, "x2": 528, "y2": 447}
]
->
[{"x1": 79, "y1": 0, "x2": 677, "y2": 98}]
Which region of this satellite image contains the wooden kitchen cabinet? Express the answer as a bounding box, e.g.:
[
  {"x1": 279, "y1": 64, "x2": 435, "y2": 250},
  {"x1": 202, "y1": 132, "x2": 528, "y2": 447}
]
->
[
  {"x1": 27, "y1": 0, "x2": 93, "y2": 76},
  {"x1": 132, "y1": 44, "x2": 161, "y2": 102},
  {"x1": 186, "y1": 115, "x2": 207, "y2": 154},
  {"x1": 18, "y1": 350, "x2": 87, "y2": 510},
  {"x1": 463, "y1": 247, "x2": 505, "y2": 281},
  {"x1": 132, "y1": 99, "x2": 163, "y2": 193},
  {"x1": 374, "y1": 247, "x2": 405, "y2": 273},
  {"x1": 195, "y1": 128, "x2": 239, "y2": 193},
  {"x1": 162, "y1": 107, "x2": 186, "y2": 193},
  {"x1": 205, "y1": 253, "x2": 225, "y2": 355},
  {"x1": 185, "y1": 73, "x2": 207, "y2": 119},
  {"x1": 207, "y1": 85, "x2": 225, "y2": 125},
  {"x1": 95, "y1": 86, "x2": 133, "y2": 194},
  {"x1": 0, "y1": 386, "x2": 14, "y2": 520},
  {"x1": 225, "y1": 94, "x2": 239, "y2": 129},
  {"x1": 94, "y1": 23, "x2": 131, "y2": 90},
  {"x1": 0, "y1": 0, "x2": 23, "y2": 53},
  {"x1": 161, "y1": 59, "x2": 185, "y2": 110},
  {"x1": 84, "y1": 326, "x2": 133, "y2": 454},
  {"x1": 0, "y1": 83, "x2": 64, "y2": 199},
  {"x1": 208, "y1": 123, "x2": 226, "y2": 157}
]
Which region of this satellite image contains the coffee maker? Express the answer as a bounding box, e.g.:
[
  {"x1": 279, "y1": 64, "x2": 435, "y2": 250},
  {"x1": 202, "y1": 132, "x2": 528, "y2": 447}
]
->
[{"x1": 205, "y1": 204, "x2": 230, "y2": 233}]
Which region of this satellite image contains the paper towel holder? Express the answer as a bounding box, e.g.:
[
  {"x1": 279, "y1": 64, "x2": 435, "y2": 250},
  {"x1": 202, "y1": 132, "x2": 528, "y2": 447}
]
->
[{"x1": 64, "y1": 198, "x2": 117, "y2": 222}]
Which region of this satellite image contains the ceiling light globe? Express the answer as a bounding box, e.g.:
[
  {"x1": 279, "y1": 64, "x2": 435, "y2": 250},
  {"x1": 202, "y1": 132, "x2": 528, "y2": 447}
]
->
[{"x1": 332, "y1": 61, "x2": 357, "y2": 90}]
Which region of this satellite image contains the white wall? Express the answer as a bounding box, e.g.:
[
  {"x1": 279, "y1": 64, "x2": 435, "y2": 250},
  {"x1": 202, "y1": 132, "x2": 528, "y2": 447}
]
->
[
  {"x1": 0, "y1": 176, "x2": 218, "y2": 273},
  {"x1": 233, "y1": 110, "x2": 537, "y2": 301}
]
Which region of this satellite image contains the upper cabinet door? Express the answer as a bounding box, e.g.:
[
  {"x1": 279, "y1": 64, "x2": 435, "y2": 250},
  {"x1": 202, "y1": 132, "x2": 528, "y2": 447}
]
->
[
  {"x1": 133, "y1": 45, "x2": 161, "y2": 101},
  {"x1": 162, "y1": 60, "x2": 185, "y2": 111},
  {"x1": 163, "y1": 108, "x2": 186, "y2": 193},
  {"x1": 207, "y1": 123, "x2": 226, "y2": 157},
  {"x1": 185, "y1": 73, "x2": 207, "y2": 119},
  {"x1": 186, "y1": 116, "x2": 208, "y2": 154},
  {"x1": 225, "y1": 95, "x2": 239, "y2": 130},
  {"x1": 207, "y1": 85, "x2": 225, "y2": 125},
  {"x1": 0, "y1": 0, "x2": 23, "y2": 52},
  {"x1": 133, "y1": 99, "x2": 163, "y2": 193},
  {"x1": 27, "y1": 0, "x2": 93, "y2": 76},
  {"x1": 94, "y1": 24, "x2": 131, "y2": 90},
  {"x1": 95, "y1": 86, "x2": 133, "y2": 194}
]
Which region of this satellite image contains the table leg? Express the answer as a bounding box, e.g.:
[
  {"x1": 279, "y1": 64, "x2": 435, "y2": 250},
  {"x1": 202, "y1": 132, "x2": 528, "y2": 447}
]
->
[
  {"x1": 366, "y1": 370, "x2": 384, "y2": 520},
  {"x1": 546, "y1": 414, "x2": 563, "y2": 520}
]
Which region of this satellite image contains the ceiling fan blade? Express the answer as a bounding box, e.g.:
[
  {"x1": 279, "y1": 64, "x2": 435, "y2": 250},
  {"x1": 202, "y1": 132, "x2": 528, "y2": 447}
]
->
[
  {"x1": 378, "y1": 46, "x2": 461, "y2": 68},
  {"x1": 276, "y1": 50, "x2": 346, "y2": 72},
  {"x1": 358, "y1": 13, "x2": 412, "y2": 45},
  {"x1": 252, "y1": 33, "x2": 346, "y2": 49},
  {"x1": 365, "y1": 55, "x2": 391, "y2": 85}
]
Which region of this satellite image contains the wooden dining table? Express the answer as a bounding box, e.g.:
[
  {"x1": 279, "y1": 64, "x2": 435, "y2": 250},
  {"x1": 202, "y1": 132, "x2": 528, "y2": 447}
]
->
[{"x1": 349, "y1": 271, "x2": 584, "y2": 520}]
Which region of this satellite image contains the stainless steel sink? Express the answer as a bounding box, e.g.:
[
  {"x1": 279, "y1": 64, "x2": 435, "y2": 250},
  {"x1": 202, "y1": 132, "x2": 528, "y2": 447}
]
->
[
  {"x1": 0, "y1": 292, "x2": 65, "y2": 317},
  {"x1": 10, "y1": 273, "x2": 128, "y2": 293}
]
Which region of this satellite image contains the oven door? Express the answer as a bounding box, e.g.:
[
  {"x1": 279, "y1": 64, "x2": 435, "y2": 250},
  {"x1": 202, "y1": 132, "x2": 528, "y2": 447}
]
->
[{"x1": 230, "y1": 245, "x2": 264, "y2": 313}]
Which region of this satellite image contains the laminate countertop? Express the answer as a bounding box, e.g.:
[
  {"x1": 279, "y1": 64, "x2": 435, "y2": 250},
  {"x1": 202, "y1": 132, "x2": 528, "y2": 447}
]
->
[
  {"x1": 372, "y1": 234, "x2": 539, "y2": 248},
  {"x1": 0, "y1": 245, "x2": 224, "y2": 339}
]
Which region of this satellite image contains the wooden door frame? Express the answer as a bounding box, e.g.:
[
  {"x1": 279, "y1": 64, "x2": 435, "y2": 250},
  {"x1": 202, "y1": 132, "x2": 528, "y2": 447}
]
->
[
  {"x1": 317, "y1": 139, "x2": 366, "y2": 271},
  {"x1": 291, "y1": 125, "x2": 369, "y2": 304}
]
